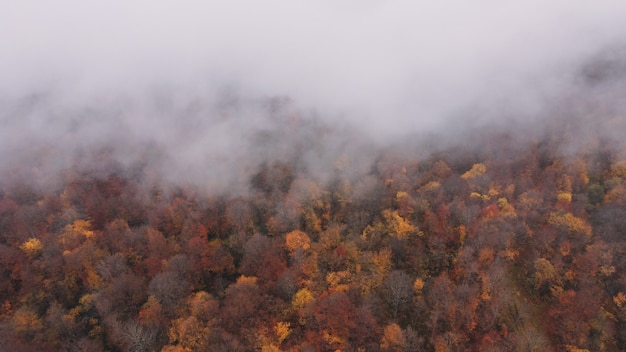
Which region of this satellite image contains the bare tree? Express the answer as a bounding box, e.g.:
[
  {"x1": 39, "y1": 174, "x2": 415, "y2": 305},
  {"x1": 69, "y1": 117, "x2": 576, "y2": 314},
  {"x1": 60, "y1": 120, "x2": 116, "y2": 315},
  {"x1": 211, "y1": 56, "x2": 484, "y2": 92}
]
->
[
  {"x1": 121, "y1": 320, "x2": 159, "y2": 352},
  {"x1": 382, "y1": 270, "x2": 413, "y2": 321}
]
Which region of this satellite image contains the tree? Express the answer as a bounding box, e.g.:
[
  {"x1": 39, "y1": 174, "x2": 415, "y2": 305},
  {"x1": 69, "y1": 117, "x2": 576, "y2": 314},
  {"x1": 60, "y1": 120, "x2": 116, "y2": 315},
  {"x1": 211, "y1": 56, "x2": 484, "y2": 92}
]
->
[
  {"x1": 221, "y1": 276, "x2": 264, "y2": 333},
  {"x1": 11, "y1": 306, "x2": 43, "y2": 342},
  {"x1": 380, "y1": 323, "x2": 406, "y2": 352},
  {"x1": 19, "y1": 238, "x2": 43, "y2": 259},
  {"x1": 382, "y1": 210, "x2": 416, "y2": 240},
  {"x1": 311, "y1": 292, "x2": 357, "y2": 351},
  {"x1": 148, "y1": 271, "x2": 190, "y2": 310},
  {"x1": 118, "y1": 320, "x2": 159, "y2": 352},
  {"x1": 533, "y1": 258, "x2": 559, "y2": 296},
  {"x1": 167, "y1": 316, "x2": 211, "y2": 351},
  {"x1": 285, "y1": 230, "x2": 311, "y2": 255},
  {"x1": 240, "y1": 234, "x2": 287, "y2": 291},
  {"x1": 548, "y1": 212, "x2": 592, "y2": 240},
  {"x1": 382, "y1": 270, "x2": 413, "y2": 321}
]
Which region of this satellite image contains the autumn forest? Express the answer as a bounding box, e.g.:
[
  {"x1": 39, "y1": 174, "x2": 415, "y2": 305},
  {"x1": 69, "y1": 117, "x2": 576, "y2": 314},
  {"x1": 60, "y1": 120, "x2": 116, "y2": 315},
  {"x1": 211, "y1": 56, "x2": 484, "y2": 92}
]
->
[
  {"x1": 3, "y1": 66, "x2": 626, "y2": 352},
  {"x1": 7, "y1": 2, "x2": 626, "y2": 352}
]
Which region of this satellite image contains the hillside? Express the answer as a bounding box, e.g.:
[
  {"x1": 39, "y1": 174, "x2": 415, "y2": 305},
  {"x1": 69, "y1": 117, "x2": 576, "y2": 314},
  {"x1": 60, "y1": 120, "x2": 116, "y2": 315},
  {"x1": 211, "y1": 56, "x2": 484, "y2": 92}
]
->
[
  {"x1": 2, "y1": 74, "x2": 626, "y2": 351},
  {"x1": 3, "y1": 3, "x2": 626, "y2": 349}
]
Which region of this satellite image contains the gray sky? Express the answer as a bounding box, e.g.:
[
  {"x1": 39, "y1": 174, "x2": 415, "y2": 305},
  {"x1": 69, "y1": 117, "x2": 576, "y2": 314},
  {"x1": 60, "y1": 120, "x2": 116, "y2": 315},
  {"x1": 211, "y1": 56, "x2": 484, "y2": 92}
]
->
[{"x1": 2, "y1": 1, "x2": 626, "y2": 189}]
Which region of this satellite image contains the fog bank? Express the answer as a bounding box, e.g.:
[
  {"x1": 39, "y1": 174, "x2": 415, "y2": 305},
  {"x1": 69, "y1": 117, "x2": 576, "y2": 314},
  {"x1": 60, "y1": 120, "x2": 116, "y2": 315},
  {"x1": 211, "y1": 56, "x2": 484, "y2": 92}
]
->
[{"x1": 2, "y1": 1, "x2": 626, "y2": 191}]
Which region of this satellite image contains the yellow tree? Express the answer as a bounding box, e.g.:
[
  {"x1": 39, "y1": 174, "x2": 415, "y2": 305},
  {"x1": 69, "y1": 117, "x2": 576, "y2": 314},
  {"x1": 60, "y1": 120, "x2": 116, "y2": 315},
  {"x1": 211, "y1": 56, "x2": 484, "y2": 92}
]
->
[
  {"x1": 382, "y1": 210, "x2": 416, "y2": 240},
  {"x1": 20, "y1": 238, "x2": 43, "y2": 259},
  {"x1": 380, "y1": 323, "x2": 407, "y2": 352},
  {"x1": 548, "y1": 212, "x2": 592, "y2": 240}
]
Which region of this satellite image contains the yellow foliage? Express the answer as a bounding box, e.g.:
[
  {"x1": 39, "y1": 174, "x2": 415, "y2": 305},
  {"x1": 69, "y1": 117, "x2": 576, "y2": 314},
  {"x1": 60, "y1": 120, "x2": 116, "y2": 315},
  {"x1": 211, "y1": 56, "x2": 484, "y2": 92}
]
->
[
  {"x1": 413, "y1": 278, "x2": 425, "y2": 294},
  {"x1": 168, "y1": 316, "x2": 208, "y2": 351},
  {"x1": 323, "y1": 330, "x2": 346, "y2": 347},
  {"x1": 274, "y1": 321, "x2": 291, "y2": 344},
  {"x1": 422, "y1": 181, "x2": 441, "y2": 192},
  {"x1": 236, "y1": 275, "x2": 258, "y2": 286},
  {"x1": 598, "y1": 265, "x2": 616, "y2": 277},
  {"x1": 498, "y1": 198, "x2": 517, "y2": 217},
  {"x1": 458, "y1": 225, "x2": 466, "y2": 245},
  {"x1": 382, "y1": 210, "x2": 415, "y2": 239},
  {"x1": 188, "y1": 291, "x2": 215, "y2": 320},
  {"x1": 85, "y1": 267, "x2": 101, "y2": 289},
  {"x1": 605, "y1": 186, "x2": 626, "y2": 203},
  {"x1": 88, "y1": 320, "x2": 103, "y2": 339},
  {"x1": 478, "y1": 247, "x2": 495, "y2": 265},
  {"x1": 381, "y1": 323, "x2": 406, "y2": 351},
  {"x1": 361, "y1": 224, "x2": 375, "y2": 240},
  {"x1": 556, "y1": 192, "x2": 572, "y2": 203},
  {"x1": 461, "y1": 163, "x2": 487, "y2": 180},
  {"x1": 63, "y1": 219, "x2": 95, "y2": 239},
  {"x1": 396, "y1": 191, "x2": 408, "y2": 200},
  {"x1": 304, "y1": 209, "x2": 322, "y2": 234},
  {"x1": 559, "y1": 241, "x2": 572, "y2": 256},
  {"x1": 470, "y1": 192, "x2": 482, "y2": 200},
  {"x1": 326, "y1": 271, "x2": 351, "y2": 288},
  {"x1": 548, "y1": 212, "x2": 592, "y2": 239},
  {"x1": 285, "y1": 230, "x2": 311, "y2": 253},
  {"x1": 292, "y1": 288, "x2": 314, "y2": 310},
  {"x1": 480, "y1": 276, "x2": 491, "y2": 301},
  {"x1": 79, "y1": 293, "x2": 96, "y2": 306},
  {"x1": 613, "y1": 292, "x2": 626, "y2": 308},
  {"x1": 139, "y1": 295, "x2": 162, "y2": 323},
  {"x1": 434, "y1": 336, "x2": 452, "y2": 352},
  {"x1": 72, "y1": 219, "x2": 95, "y2": 238},
  {"x1": 564, "y1": 270, "x2": 576, "y2": 282},
  {"x1": 372, "y1": 248, "x2": 392, "y2": 284},
  {"x1": 333, "y1": 284, "x2": 351, "y2": 293},
  {"x1": 565, "y1": 346, "x2": 590, "y2": 352},
  {"x1": 67, "y1": 305, "x2": 81, "y2": 320},
  {"x1": 549, "y1": 285, "x2": 564, "y2": 298},
  {"x1": 470, "y1": 192, "x2": 493, "y2": 201},
  {"x1": 488, "y1": 187, "x2": 500, "y2": 198},
  {"x1": 328, "y1": 271, "x2": 346, "y2": 287},
  {"x1": 12, "y1": 307, "x2": 42, "y2": 334},
  {"x1": 504, "y1": 248, "x2": 519, "y2": 261},
  {"x1": 20, "y1": 238, "x2": 43, "y2": 258}
]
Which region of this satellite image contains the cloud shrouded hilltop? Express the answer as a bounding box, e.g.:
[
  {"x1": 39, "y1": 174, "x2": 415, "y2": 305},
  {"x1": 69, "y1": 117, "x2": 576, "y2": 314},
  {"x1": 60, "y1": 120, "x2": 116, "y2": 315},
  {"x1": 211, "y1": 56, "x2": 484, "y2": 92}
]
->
[{"x1": 2, "y1": 1, "x2": 626, "y2": 192}]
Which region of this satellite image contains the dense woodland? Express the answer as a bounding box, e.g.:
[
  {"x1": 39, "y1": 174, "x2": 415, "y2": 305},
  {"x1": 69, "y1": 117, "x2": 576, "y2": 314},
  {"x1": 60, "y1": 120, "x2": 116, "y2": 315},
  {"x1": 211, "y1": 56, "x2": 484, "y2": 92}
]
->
[{"x1": 3, "y1": 64, "x2": 626, "y2": 351}]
